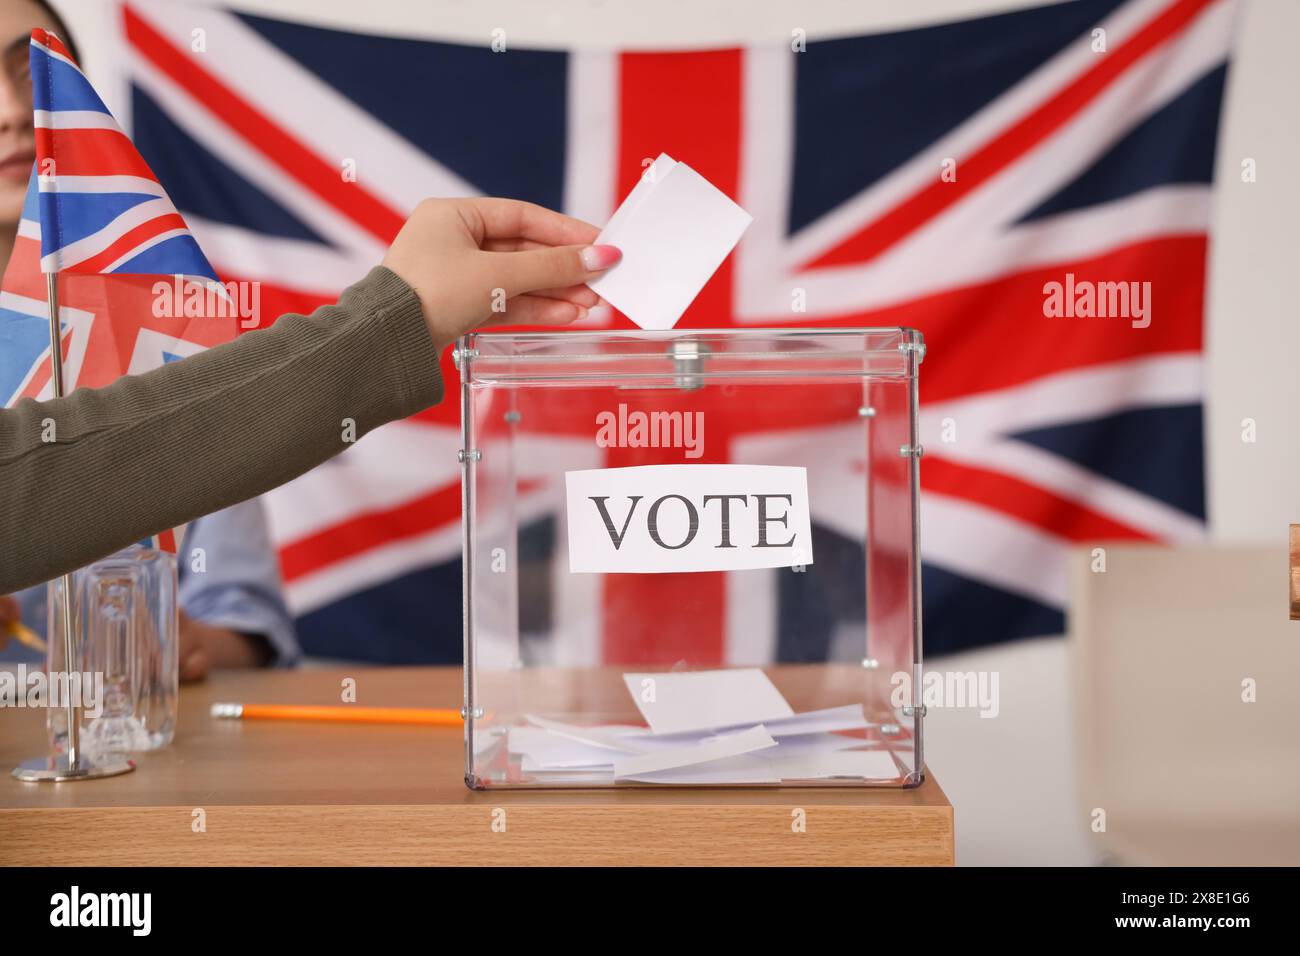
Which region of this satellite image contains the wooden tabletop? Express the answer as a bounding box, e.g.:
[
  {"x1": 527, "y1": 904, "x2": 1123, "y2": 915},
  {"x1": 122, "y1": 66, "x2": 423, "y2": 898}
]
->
[{"x1": 0, "y1": 666, "x2": 953, "y2": 866}]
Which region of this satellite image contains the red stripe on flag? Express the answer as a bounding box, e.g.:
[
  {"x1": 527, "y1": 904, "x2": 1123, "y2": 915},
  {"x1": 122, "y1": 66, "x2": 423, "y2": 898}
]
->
[
  {"x1": 774, "y1": 235, "x2": 1208, "y2": 404},
  {"x1": 66, "y1": 212, "x2": 189, "y2": 273},
  {"x1": 278, "y1": 481, "x2": 462, "y2": 583},
  {"x1": 32, "y1": 28, "x2": 75, "y2": 63},
  {"x1": 123, "y1": 4, "x2": 406, "y2": 244},
  {"x1": 803, "y1": 0, "x2": 1218, "y2": 269},
  {"x1": 921, "y1": 456, "x2": 1155, "y2": 542},
  {"x1": 602, "y1": 49, "x2": 743, "y2": 665},
  {"x1": 35, "y1": 128, "x2": 155, "y2": 179},
  {"x1": 279, "y1": 475, "x2": 547, "y2": 584}
]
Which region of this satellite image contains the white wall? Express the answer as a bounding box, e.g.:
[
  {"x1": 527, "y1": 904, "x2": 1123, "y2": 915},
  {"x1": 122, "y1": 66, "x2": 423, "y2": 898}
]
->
[{"x1": 51, "y1": 0, "x2": 1300, "y2": 864}]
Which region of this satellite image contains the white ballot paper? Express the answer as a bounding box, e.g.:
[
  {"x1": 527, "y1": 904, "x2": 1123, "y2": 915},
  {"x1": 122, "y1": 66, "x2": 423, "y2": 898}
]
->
[
  {"x1": 512, "y1": 670, "x2": 905, "y2": 785},
  {"x1": 623, "y1": 668, "x2": 793, "y2": 735},
  {"x1": 612, "y1": 725, "x2": 776, "y2": 778},
  {"x1": 588, "y1": 153, "x2": 752, "y2": 330}
]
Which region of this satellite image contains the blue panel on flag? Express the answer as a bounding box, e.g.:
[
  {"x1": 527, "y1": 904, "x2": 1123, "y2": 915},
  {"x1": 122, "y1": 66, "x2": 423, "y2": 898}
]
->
[
  {"x1": 29, "y1": 45, "x2": 112, "y2": 114},
  {"x1": 110, "y1": 234, "x2": 212, "y2": 276},
  {"x1": 235, "y1": 12, "x2": 569, "y2": 211},
  {"x1": 37, "y1": 191, "x2": 157, "y2": 249},
  {"x1": 130, "y1": 86, "x2": 328, "y2": 245},
  {"x1": 1011, "y1": 404, "x2": 1206, "y2": 519},
  {"x1": 296, "y1": 562, "x2": 462, "y2": 665},
  {"x1": 1019, "y1": 65, "x2": 1228, "y2": 223},
  {"x1": 0, "y1": 306, "x2": 50, "y2": 403},
  {"x1": 923, "y1": 564, "x2": 1065, "y2": 656},
  {"x1": 789, "y1": 0, "x2": 1129, "y2": 234}
]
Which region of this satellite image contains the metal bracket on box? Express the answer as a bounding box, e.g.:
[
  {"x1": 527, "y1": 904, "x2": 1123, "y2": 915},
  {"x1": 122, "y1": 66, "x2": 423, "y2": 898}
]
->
[
  {"x1": 899, "y1": 444, "x2": 925, "y2": 458},
  {"x1": 458, "y1": 449, "x2": 481, "y2": 463},
  {"x1": 902, "y1": 704, "x2": 927, "y2": 718},
  {"x1": 451, "y1": 347, "x2": 479, "y2": 370},
  {"x1": 460, "y1": 707, "x2": 485, "y2": 720},
  {"x1": 668, "y1": 339, "x2": 709, "y2": 391}
]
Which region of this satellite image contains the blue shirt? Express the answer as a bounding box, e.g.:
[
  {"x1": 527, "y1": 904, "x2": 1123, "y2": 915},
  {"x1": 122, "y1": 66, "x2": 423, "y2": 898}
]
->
[{"x1": 5, "y1": 498, "x2": 299, "y2": 666}]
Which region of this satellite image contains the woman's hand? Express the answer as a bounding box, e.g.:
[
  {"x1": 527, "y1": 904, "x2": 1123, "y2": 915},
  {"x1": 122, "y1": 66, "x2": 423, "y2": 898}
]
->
[{"x1": 381, "y1": 197, "x2": 621, "y2": 350}]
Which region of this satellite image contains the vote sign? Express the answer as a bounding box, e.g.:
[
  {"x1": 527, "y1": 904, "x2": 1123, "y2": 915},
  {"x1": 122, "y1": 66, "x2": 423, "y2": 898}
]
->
[{"x1": 565, "y1": 464, "x2": 814, "y2": 574}]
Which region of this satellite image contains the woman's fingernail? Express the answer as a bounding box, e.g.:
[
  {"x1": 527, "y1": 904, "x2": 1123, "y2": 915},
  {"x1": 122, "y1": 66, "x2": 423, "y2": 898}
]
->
[{"x1": 580, "y1": 245, "x2": 621, "y2": 271}]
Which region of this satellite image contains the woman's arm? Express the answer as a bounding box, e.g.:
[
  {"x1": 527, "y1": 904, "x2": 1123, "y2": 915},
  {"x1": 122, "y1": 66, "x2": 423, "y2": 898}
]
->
[
  {"x1": 0, "y1": 198, "x2": 620, "y2": 593},
  {"x1": 1, "y1": 267, "x2": 434, "y2": 593}
]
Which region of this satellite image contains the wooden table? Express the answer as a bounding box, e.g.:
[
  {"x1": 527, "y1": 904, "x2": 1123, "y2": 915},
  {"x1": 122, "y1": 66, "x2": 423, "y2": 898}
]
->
[{"x1": 0, "y1": 667, "x2": 953, "y2": 866}]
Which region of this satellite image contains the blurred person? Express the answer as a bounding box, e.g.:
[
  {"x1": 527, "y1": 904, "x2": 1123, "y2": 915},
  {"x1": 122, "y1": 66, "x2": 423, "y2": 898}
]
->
[{"x1": 0, "y1": 0, "x2": 296, "y2": 679}]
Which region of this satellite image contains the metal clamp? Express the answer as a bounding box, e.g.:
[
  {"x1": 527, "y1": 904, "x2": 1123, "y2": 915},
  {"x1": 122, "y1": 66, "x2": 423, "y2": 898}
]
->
[
  {"x1": 451, "y1": 347, "x2": 479, "y2": 370},
  {"x1": 901, "y1": 704, "x2": 927, "y2": 718},
  {"x1": 899, "y1": 444, "x2": 925, "y2": 458},
  {"x1": 899, "y1": 340, "x2": 926, "y2": 364},
  {"x1": 668, "y1": 339, "x2": 709, "y2": 391},
  {"x1": 458, "y1": 449, "x2": 481, "y2": 463}
]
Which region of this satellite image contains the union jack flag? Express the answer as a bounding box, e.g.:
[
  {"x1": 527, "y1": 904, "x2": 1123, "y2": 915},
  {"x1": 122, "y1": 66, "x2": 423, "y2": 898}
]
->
[
  {"x1": 0, "y1": 27, "x2": 236, "y2": 552},
  {"x1": 105, "y1": 0, "x2": 1233, "y2": 661}
]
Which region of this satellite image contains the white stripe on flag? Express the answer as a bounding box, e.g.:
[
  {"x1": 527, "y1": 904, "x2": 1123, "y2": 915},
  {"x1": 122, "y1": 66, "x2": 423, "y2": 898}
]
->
[
  {"x1": 33, "y1": 109, "x2": 121, "y2": 130},
  {"x1": 38, "y1": 174, "x2": 168, "y2": 196}
]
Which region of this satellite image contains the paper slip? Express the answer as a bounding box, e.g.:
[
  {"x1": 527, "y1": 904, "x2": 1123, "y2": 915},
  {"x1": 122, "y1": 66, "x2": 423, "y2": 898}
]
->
[
  {"x1": 512, "y1": 672, "x2": 887, "y2": 784},
  {"x1": 522, "y1": 715, "x2": 655, "y2": 754},
  {"x1": 623, "y1": 755, "x2": 780, "y2": 785},
  {"x1": 622, "y1": 668, "x2": 794, "y2": 735},
  {"x1": 761, "y1": 732, "x2": 869, "y2": 757},
  {"x1": 769, "y1": 750, "x2": 903, "y2": 781},
  {"x1": 588, "y1": 152, "x2": 752, "y2": 330},
  {"x1": 613, "y1": 725, "x2": 777, "y2": 778},
  {"x1": 618, "y1": 702, "x2": 869, "y2": 740},
  {"x1": 510, "y1": 728, "x2": 620, "y2": 769},
  {"x1": 754, "y1": 704, "x2": 870, "y2": 737}
]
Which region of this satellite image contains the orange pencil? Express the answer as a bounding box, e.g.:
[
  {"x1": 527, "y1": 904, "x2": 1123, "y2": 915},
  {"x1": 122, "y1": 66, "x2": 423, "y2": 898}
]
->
[
  {"x1": 3, "y1": 619, "x2": 46, "y2": 653},
  {"x1": 210, "y1": 702, "x2": 463, "y2": 727}
]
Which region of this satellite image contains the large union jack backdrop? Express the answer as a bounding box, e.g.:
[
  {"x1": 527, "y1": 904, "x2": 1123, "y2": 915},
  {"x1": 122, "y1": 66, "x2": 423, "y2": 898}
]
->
[{"x1": 105, "y1": 0, "x2": 1234, "y2": 662}]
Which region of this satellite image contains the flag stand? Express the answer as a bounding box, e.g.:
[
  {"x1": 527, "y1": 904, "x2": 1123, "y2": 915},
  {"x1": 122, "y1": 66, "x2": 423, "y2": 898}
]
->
[{"x1": 11, "y1": 273, "x2": 135, "y2": 782}]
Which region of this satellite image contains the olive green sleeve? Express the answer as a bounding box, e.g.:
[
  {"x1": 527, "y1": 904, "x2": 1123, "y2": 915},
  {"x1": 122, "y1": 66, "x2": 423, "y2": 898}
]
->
[{"x1": 0, "y1": 266, "x2": 442, "y2": 593}]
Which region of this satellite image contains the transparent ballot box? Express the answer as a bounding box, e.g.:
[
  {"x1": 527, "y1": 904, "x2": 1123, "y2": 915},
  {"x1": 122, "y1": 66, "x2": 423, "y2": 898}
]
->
[{"x1": 458, "y1": 327, "x2": 924, "y2": 789}]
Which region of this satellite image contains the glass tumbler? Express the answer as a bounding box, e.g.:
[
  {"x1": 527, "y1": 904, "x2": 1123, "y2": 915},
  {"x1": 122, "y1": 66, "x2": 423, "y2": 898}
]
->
[{"x1": 46, "y1": 544, "x2": 179, "y2": 759}]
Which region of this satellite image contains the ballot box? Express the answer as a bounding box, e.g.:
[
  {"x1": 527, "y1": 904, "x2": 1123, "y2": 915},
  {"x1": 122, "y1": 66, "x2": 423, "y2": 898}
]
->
[{"x1": 457, "y1": 327, "x2": 925, "y2": 789}]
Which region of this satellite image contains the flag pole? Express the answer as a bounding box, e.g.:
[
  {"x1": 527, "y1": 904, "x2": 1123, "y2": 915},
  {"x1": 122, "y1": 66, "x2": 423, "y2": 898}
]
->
[{"x1": 11, "y1": 272, "x2": 134, "y2": 782}]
